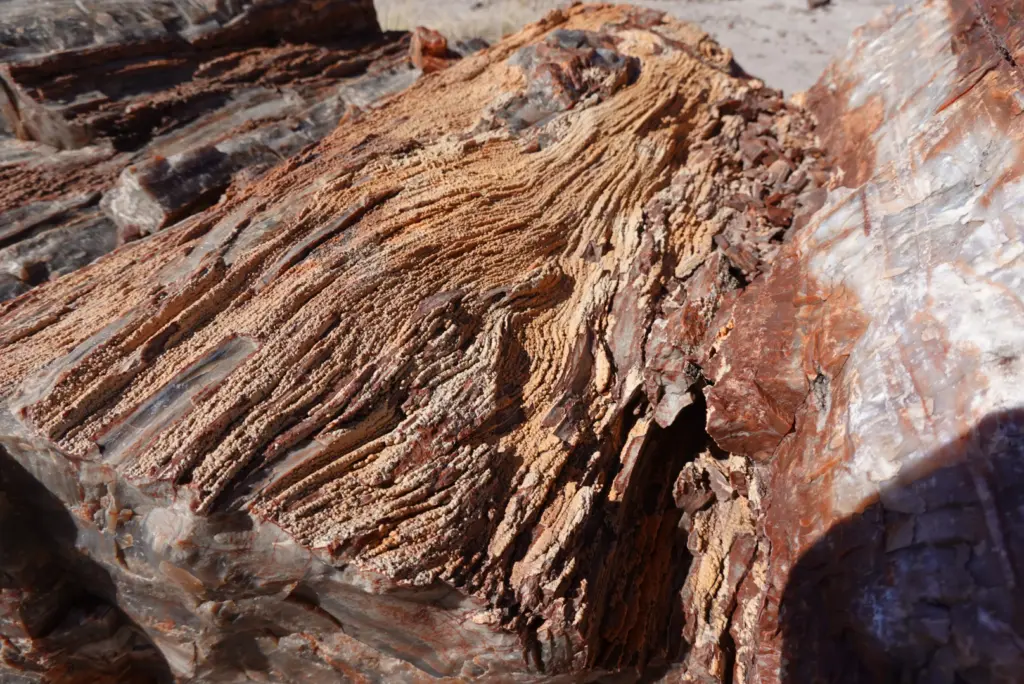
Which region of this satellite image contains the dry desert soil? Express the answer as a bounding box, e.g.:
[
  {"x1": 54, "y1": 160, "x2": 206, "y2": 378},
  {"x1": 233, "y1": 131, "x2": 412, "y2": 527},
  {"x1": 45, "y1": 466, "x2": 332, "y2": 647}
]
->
[{"x1": 374, "y1": 0, "x2": 896, "y2": 96}]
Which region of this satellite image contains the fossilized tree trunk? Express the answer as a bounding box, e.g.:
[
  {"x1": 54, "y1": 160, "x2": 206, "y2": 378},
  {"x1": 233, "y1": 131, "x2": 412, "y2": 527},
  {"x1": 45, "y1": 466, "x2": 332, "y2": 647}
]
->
[
  {"x1": 696, "y1": 0, "x2": 1024, "y2": 681},
  {"x1": 6, "y1": 0, "x2": 1023, "y2": 682},
  {"x1": 0, "y1": 4, "x2": 830, "y2": 681},
  {"x1": 0, "y1": 0, "x2": 417, "y2": 303}
]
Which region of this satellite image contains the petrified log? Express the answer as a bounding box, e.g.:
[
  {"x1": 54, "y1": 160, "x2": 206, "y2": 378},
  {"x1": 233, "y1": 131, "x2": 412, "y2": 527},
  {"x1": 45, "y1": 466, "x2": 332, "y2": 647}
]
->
[
  {"x1": 0, "y1": 0, "x2": 379, "y2": 149},
  {"x1": 697, "y1": 0, "x2": 1024, "y2": 681},
  {"x1": 0, "y1": 4, "x2": 832, "y2": 681},
  {"x1": 0, "y1": 0, "x2": 417, "y2": 302},
  {"x1": 8, "y1": 0, "x2": 1022, "y2": 681}
]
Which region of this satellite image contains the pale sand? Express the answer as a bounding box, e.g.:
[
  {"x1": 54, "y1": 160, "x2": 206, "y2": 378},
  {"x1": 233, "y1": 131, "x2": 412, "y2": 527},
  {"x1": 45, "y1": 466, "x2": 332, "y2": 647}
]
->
[{"x1": 374, "y1": 0, "x2": 896, "y2": 96}]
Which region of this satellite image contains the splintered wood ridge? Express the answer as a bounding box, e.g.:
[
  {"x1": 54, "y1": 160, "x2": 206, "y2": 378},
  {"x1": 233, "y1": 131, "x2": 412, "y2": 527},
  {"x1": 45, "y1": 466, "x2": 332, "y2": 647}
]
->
[{"x1": 0, "y1": 4, "x2": 826, "y2": 671}]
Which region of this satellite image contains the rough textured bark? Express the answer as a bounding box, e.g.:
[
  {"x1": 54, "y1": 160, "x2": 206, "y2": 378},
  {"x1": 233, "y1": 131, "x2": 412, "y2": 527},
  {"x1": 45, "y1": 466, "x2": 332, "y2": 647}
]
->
[
  {"x1": 693, "y1": 1, "x2": 1024, "y2": 682},
  {"x1": 0, "y1": 4, "x2": 832, "y2": 681},
  {"x1": 0, "y1": 0, "x2": 417, "y2": 303}
]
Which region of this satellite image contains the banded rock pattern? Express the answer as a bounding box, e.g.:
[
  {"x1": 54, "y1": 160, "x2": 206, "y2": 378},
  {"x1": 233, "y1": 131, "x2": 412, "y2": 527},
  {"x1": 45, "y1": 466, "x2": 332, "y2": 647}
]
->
[
  {"x1": 0, "y1": 0, "x2": 417, "y2": 302},
  {"x1": 0, "y1": 4, "x2": 831, "y2": 681}
]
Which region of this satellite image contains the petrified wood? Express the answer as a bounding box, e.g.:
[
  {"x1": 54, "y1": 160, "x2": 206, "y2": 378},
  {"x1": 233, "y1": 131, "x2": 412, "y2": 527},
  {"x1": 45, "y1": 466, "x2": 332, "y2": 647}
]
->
[
  {"x1": 0, "y1": 4, "x2": 831, "y2": 681},
  {"x1": 0, "y1": 0, "x2": 417, "y2": 303},
  {"x1": 0, "y1": 0, "x2": 379, "y2": 148},
  {"x1": 696, "y1": 0, "x2": 1024, "y2": 681}
]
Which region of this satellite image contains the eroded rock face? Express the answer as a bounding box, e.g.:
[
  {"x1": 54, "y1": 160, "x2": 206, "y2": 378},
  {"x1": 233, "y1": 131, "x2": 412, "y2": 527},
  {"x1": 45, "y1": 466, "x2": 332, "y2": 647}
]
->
[
  {"x1": 0, "y1": 4, "x2": 831, "y2": 681},
  {"x1": 0, "y1": 0, "x2": 417, "y2": 302},
  {"x1": 0, "y1": 0, "x2": 380, "y2": 149}
]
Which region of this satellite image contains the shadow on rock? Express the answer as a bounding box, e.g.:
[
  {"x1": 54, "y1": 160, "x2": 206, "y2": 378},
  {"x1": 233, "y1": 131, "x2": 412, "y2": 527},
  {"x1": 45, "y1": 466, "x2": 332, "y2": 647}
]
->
[
  {"x1": 781, "y1": 409, "x2": 1024, "y2": 683},
  {"x1": 0, "y1": 447, "x2": 172, "y2": 683}
]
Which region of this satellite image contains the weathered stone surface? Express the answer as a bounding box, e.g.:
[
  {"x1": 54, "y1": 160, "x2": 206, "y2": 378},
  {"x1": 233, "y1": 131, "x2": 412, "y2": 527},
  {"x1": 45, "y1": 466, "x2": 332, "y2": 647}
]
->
[
  {"x1": 0, "y1": 4, "x2": 830, "y2": 681},
  {"x1": 1, "y1": 453, "x2": 172, "y2": 683},
  {"x1": 0, "y1": 0, "x2": 380, "y2": 148},
  {"x1": 11, "y1": 0, "x2": 1021, "y2": 681},
  {"x1": 0, "y1": 0, "x2": 417, "y2": 302},
  {"x1": 696, "y1": 0, "x2": 1024, "y2": 681}
]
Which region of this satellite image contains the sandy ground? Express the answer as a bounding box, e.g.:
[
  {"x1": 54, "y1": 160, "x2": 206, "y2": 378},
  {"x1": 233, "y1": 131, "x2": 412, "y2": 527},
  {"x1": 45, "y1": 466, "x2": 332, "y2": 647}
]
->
[{"x1": 374, "y1": 0, "x2": 895, "y2": 96}]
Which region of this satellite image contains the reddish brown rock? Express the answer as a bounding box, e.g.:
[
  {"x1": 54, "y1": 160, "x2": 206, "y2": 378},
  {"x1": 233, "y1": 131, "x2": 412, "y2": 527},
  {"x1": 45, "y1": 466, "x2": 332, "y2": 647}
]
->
[
  {"x1": 0, "y1": 0, "x2": 418, "y2": 303},
  {"x1": 0, "y1": 0, "x2": 382, "y2": 150},
  {"x1": 7, "y1": 0, "x2": 1023, "y2": 682},
  {"x1": 700, "y1": 1, "x2": 1024, "y2": 682},
  {"x1": 410, "y1": 27, "x2": 458, "y2": 73},
  {"x1": 0, "y1": 4, "x2": 830, "y2": 681}
]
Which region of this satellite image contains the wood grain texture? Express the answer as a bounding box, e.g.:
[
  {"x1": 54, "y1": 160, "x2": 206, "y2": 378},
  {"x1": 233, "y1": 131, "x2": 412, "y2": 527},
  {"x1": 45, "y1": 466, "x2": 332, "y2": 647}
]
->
[
  {"x1": 0, "y1": 4, "x2": 829, "y2": 681},
  {"x1": 0, "y1": 0, "x2": 414, "y2": 303}
]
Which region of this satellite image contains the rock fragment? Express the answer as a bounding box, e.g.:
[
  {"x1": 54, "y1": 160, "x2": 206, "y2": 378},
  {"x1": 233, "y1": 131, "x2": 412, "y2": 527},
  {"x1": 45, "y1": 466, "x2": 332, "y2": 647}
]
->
[{"x1": 410, "y1": 27, "x2": 458, "y2": 73}]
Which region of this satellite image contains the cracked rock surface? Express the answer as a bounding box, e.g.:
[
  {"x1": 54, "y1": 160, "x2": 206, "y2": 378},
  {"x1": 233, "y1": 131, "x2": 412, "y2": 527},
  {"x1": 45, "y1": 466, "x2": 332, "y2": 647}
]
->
[
  {"x1": 0, "y1": 0, "x2": 416, "y2": 302},
  {"x1": 0, "y1": 3, "x2": 832, "y2": 681},
  {"x1": 701, "y1": 0, "x2": 1024, "y2": 681},
  {"x1": 4, "y1": 0, "x2": 1024, "y2": 682}
]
